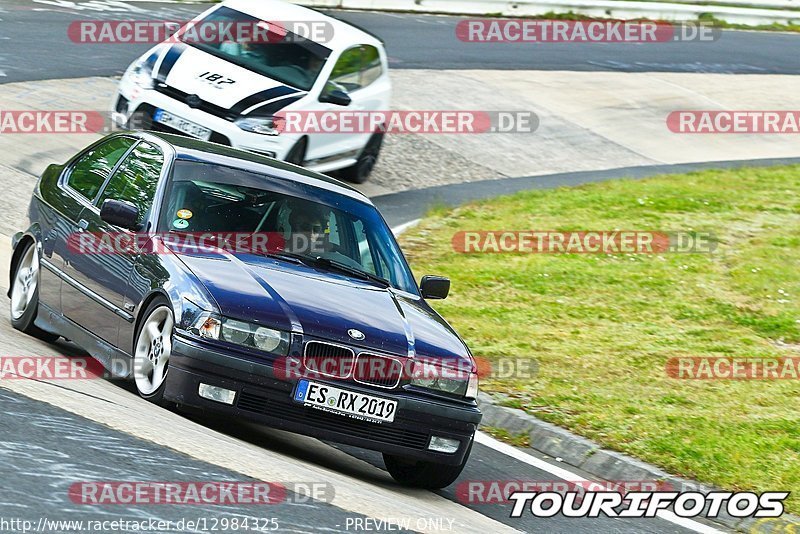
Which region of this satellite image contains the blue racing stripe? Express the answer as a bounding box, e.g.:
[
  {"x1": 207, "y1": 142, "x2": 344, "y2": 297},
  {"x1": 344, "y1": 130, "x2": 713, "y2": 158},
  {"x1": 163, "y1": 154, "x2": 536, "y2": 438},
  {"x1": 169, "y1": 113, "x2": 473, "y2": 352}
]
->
[
  {"x1": 245, "y1": 95, "x2": 303, "y2": 116},
  {"x1": 230, "y1": 86, "x2": 301, "y2": 116},
  {"x1": 155, "y1": 43, "x2": 187, "y2": 84}
]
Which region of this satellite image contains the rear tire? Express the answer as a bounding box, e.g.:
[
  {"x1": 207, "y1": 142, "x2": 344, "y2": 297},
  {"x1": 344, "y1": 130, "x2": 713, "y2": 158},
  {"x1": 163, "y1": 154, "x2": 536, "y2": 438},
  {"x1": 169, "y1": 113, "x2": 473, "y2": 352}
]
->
[
  {"x1": 9, "y1": 240, "x2": 59, "y2": 343},
  {"x1": 383, "y1": 439, "x2": 473, "y2": 489},
  {"x1": 340, "y1": 131, "x2": 383, "y2": 184}
]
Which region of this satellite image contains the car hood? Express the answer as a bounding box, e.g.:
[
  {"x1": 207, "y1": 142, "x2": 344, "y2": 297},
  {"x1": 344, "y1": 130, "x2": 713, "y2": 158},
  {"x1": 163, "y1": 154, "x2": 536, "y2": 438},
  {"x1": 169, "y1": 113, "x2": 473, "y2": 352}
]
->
[
  {"x1": 160, "y1": 44, "x2": 307, "y2": 111},
  {"x1": 175, "y1": 249, "x2": 471, "y2": 364}
]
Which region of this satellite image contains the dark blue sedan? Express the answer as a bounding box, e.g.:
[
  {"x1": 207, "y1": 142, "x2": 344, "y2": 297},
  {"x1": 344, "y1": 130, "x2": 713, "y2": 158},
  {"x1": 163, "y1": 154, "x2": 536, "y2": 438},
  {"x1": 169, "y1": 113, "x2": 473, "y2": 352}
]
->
[{"x1": 9, "y1": 131, "x2": 481, "y2": 488}]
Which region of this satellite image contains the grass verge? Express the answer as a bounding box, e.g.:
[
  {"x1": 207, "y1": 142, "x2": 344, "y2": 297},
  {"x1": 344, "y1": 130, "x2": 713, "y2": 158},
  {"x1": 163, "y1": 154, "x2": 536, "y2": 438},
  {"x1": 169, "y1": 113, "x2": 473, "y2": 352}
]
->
[{"x1": 400, "y1": 165, "x2": 800, "y2": 512}]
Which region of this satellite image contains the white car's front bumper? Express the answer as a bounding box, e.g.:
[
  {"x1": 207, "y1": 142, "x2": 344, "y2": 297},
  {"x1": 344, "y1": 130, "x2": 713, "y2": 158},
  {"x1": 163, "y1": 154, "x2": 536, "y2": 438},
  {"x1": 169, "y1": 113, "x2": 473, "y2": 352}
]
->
[{"x1": 112, "y1": 85, "x2": 303, "y2": 161}]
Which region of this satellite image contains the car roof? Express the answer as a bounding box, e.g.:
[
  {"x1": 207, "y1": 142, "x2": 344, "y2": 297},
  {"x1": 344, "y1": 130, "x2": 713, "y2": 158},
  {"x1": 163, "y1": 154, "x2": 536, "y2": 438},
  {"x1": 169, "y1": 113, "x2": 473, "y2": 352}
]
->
[
  {"x1": 220, "y1": 0, "x2": 383, "y2": 51},
  {"x1": 138, "y1": 131, "x2": 371, "y2": 204}
]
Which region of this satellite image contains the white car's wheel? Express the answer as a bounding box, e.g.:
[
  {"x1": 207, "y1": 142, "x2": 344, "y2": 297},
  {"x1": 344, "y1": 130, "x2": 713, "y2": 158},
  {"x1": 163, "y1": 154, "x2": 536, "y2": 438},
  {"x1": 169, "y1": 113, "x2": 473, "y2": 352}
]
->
[
  {"x1": 340, "y1": 131, "x2": 383, "y2": 184},
  {"x1": 134, "y1": 300, "x2": 174, "y2": 402}
]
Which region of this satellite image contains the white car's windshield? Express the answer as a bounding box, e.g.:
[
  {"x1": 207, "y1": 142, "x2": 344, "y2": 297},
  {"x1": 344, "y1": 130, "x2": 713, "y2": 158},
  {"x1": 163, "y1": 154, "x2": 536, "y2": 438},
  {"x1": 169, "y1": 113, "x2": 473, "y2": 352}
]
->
[{"x1": 182, "y1": 6, "x2": 331, "y2": 91}]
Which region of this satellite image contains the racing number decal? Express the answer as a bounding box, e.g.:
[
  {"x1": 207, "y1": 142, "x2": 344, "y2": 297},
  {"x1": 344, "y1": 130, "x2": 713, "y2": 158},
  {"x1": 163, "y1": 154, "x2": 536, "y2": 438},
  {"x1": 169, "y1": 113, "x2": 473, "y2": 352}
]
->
[{"x1": 198, "y1": 72, "x2": 236, "y2": 85}]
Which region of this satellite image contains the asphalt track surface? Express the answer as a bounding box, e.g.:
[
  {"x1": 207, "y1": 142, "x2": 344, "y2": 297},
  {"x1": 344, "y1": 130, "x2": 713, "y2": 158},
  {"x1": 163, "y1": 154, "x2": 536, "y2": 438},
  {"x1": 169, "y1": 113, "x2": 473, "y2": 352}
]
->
[
  {"x1": 2, "y1": 1, "x2": 796, "y2": 532},
  {"x1": 1, "y1": 0, "x2": 800, "y2": 83}
]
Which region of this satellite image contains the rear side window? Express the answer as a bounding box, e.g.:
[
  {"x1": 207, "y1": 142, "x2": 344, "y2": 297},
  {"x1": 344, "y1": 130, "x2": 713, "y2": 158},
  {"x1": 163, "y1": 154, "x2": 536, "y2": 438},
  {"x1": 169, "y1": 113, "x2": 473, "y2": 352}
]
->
[
  {"x1": 97, "y1": 142, "x2": 164, "y2": 226},
  {"x1": 67, "y1": 137, "x2": 135, "y2": 201}
]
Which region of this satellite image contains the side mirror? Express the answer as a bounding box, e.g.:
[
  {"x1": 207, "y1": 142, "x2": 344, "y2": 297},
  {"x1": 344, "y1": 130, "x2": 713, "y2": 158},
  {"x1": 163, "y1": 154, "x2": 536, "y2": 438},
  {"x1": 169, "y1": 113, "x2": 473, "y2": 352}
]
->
[
  {"x1": 319, "y1": 89, "x2": 352, "y2": 106},
  {"x1": 420, "y1": 275, "x2": 450, "y2": 300},
  {"x1": 100, "y1": 199, "x2": 139, "y2": 230}
]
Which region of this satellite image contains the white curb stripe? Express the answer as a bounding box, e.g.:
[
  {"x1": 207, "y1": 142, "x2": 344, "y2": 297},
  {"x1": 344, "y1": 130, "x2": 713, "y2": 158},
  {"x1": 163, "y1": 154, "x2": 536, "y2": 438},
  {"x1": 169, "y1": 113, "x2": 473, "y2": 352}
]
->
[{"x1": 474, "y1": 431, "x2": 725, "y2": 534}]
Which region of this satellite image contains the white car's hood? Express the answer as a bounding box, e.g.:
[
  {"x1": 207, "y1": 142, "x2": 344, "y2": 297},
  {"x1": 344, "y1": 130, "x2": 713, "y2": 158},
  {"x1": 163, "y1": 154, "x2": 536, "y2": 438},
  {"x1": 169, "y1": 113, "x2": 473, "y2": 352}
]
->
[{"x1": 159, "y1": 44, "x2": 306, "y2": 112}]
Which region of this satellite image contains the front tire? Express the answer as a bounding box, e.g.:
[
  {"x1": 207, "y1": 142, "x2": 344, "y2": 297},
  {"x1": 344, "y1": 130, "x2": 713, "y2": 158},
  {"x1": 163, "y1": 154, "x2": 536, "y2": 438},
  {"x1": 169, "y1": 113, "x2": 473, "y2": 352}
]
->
[
  {"x1": 383, "y1": 439, "x2": 473, "y2": 489},
  {"x1": 9, "y1": 240, "x2": 59, "y2": 343},
  {"x1": 133, "y1": 298, "x2": 174, "y2": 405},
  {"x1": 340, "y1": 131, "x2": 383, "y2": 184}
]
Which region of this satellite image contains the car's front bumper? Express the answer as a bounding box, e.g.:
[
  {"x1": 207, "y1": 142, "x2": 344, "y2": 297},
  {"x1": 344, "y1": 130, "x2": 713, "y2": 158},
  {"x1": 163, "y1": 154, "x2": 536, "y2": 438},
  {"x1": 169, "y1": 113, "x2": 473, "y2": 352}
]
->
[
  {"x1": 164, "y1": 335, "x2": 482, "y2": 465},
  {"x1": 111, "y1": 87, "x2": 300, "y2": 160}
]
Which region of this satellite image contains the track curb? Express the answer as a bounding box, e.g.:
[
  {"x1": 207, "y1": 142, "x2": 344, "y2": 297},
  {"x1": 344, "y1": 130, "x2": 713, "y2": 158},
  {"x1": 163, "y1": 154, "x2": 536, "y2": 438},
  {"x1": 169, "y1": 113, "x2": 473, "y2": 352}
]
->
[{"x1": 476, "y1": 392, "x2": 800, "y2": 532}]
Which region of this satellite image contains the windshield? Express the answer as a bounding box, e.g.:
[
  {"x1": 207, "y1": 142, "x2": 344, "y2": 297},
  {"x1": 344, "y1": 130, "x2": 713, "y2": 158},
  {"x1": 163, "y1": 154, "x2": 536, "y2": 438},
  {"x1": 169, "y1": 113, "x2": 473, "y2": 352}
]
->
[
  {"x1": 159, "y1": 161, "x2": 419, "y2": 295},
  {"x1": 182, "y1": 6, "x2": 331, "y2": 92}
]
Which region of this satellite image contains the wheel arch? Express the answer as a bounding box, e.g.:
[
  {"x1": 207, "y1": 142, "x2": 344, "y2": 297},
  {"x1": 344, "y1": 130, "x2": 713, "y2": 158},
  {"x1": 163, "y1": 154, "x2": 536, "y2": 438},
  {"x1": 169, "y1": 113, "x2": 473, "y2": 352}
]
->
[{"x1": 8, "y1": 233, "x2": 37, "y2": 298}]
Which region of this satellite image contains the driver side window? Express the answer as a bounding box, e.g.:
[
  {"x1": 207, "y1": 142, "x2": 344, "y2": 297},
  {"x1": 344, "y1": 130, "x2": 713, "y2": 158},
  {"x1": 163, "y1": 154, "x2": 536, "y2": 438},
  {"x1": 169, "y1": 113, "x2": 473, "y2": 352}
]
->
[
  {"x1": 66, "y1": 137, "x2": 136, "y2": 201},
  {"x1": 329, "y1": 46, "x2": 363, "y2": 92},
  {"x1": 96, "y1": 142, "x2": 164, "y2": 227},
  {"x1": 328, "y1": 45, "x2": 383, "y2": 93}
]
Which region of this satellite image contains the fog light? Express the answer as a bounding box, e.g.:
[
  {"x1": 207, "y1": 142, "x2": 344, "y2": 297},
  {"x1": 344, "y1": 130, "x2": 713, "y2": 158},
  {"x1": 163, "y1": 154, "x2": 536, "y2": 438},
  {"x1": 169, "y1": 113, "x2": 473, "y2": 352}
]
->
[
  {"x1": 428, "y1": 436, "x2": 460, "y2": 453},
  {"x1": 198, "y1": 383, "x2": 236, "y2": 405}
]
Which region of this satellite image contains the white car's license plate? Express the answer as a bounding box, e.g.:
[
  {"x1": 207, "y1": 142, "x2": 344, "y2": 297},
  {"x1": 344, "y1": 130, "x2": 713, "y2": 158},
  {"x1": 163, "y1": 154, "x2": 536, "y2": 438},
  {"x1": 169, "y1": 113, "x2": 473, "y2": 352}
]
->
[
  {"x1": 293, "y1": 379, "x2": 397, "y2": 423},
  {"x1": 153, "y1": 109, "x2": 212, "y2": 141}
]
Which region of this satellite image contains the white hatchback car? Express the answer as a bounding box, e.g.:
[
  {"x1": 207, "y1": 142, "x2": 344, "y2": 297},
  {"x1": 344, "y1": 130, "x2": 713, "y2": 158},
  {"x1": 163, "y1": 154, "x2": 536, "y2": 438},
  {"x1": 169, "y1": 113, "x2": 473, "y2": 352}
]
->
[{"x1": 111, "y1": 0, "x2": 390, "y2": 183}]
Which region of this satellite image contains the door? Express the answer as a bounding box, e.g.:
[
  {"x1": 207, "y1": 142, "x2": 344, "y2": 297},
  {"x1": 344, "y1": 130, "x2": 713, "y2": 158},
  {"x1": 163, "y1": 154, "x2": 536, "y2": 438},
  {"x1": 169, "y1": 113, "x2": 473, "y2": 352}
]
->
[
  {"x1": 51, "y1": 136, "x2": 137, "y2": 316},
  {"x1": 61, "y1": 140, "x2": 164, "y2": 347},
  {"x1": 306, "y1": 45, "x2": 388, "y2": 164}
]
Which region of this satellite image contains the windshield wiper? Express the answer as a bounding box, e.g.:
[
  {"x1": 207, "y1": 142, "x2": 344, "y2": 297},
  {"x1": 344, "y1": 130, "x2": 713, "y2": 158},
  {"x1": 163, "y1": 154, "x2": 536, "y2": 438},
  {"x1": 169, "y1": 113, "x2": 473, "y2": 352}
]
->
[
  {"x1": 251, "y1": 250, "x2": 391, "y2": 288},
  {"x1": 256, "y1": 251, "x2": 311, "y2": 266},
  {"x1": 310, "y1": 256, "x2": 391, "y2": 288}
]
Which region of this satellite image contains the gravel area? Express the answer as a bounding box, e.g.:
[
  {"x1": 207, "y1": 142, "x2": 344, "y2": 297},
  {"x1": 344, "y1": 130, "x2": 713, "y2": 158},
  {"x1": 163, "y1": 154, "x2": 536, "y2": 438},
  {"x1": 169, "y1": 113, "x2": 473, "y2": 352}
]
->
[{"x1": 367, "y1": 133, "x2": 504, "y2": 193}]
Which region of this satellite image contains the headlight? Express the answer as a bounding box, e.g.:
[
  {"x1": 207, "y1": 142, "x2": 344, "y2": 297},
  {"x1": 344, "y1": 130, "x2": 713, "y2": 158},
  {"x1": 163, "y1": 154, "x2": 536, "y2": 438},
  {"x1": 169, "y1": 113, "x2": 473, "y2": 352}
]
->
[
  {"x1": 126, "y1": 52, "x2": 157, "y2": 90},
  {"x1": 235, "y1": 116, "x2": 281, "y2": 136},
  {"x1": 190, "y1": 314, "x2": 289, "y2": 356},
  {"x1": 410, "y1": 360, "x2": 478, "y2": 399}
]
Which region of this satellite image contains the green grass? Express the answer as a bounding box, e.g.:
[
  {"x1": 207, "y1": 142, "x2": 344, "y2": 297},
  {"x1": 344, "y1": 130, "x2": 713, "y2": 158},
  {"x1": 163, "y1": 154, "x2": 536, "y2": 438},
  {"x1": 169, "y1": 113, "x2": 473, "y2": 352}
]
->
[
  {"x1": 400, "y1": 165, "x2": 800, "y2": 512},
  {"x1": 482, "y1": 426, "x2": 532, "y2": 448}
]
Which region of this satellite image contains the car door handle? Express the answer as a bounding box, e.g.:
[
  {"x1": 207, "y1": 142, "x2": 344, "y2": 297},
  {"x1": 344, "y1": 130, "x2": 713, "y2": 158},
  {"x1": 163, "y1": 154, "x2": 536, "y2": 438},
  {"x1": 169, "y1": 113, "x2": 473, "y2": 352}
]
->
[{"x1": 75, "y1": 219, "x2": 89, "y2": 232}]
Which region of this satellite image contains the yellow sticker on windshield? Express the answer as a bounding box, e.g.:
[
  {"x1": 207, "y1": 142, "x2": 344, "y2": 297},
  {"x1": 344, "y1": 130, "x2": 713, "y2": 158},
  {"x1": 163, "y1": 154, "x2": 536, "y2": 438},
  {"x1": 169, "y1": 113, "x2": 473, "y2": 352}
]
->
[{"x1": 177, "y1": 209, "x2": 193, "y2": 220}]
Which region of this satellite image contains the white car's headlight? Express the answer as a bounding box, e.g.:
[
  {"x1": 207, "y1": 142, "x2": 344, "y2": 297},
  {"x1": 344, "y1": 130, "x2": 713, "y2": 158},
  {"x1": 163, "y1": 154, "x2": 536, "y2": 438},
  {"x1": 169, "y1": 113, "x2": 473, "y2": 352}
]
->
[
  {"x1": 125, "y1": 53, "x2": 157, "y2": 90},
  {"x1": 191, "y1": 314, "x2": 290, "y2": 356},
  {"x1": 235, "y1": 116, "x2": 281, "y2": 136}
]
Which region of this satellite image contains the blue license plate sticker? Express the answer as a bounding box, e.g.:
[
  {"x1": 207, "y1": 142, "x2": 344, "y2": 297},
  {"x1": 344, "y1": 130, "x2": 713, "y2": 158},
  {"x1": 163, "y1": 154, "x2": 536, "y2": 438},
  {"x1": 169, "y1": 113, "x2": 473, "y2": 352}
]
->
[
  {"x1": 293, "y1": 379, "x2": 309, "y2": 403},
  {"x1": 153, "y1": 109, "x2": 164, "y2": 121}
]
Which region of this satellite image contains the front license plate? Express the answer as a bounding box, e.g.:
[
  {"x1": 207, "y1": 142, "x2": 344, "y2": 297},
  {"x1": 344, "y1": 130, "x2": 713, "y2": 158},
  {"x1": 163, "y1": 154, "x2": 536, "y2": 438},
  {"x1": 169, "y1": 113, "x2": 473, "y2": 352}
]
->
[
  {"x1": 153, "y1": 109, "x2": 212, "y2": 141},
  {"x1": 293, "y1": 379, "x2": 397, "y2": 423}
]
